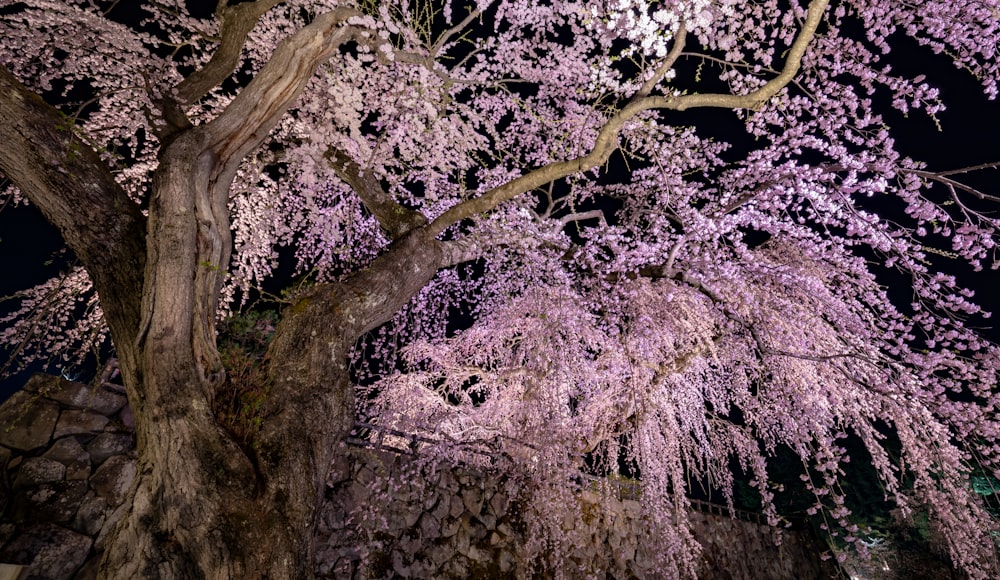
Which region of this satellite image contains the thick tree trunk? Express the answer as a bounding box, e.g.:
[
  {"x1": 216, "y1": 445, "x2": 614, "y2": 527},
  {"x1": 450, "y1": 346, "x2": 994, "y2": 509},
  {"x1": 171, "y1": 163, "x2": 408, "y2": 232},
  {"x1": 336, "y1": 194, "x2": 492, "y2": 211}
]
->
[
  {"x1": 98, "y1": 232, "x2": 445, "y2": 579},
  {"x1": 99, "y1": 380, "x2": 286, "y2": 577},
  {"x1": 95, "y1": 122, "x2": 302, "y2": 576},
  {"x1": 100, "y1": 332, "x2": 356, "y2": 578}
]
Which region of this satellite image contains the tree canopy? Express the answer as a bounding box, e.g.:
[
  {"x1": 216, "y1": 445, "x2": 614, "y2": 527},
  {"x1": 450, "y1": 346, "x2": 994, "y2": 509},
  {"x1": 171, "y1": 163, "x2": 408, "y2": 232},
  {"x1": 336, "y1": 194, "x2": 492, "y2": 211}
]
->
[{"x1": 1, "y1": 0, "x2": 1000, "y2": 577}]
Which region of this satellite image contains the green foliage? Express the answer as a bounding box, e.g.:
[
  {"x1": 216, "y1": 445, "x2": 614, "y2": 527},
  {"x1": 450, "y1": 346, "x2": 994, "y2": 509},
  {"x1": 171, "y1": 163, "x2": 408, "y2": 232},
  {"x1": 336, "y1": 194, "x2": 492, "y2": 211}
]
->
[
  {"x1": 217, "y1": 309, "x2": 277, "y2": 357},
  {"x1": 969, "y1": 469, "x2": 1000, "y2": 522},
  {"x1": 971, "y1": 474, "x2": 1000, "y2": 496},
  {"x1": 278, "y1": 271, "x2": 318, "y2": 305},
  {"x1": 733, "y1": 479, "x2": 762, "y2": 511},
  {"x1": 732, "y1": 437, "x2": 990, "y2": 563},
  {"x1": 213, "y1": 310, "x2": 277, "y2": 450}
]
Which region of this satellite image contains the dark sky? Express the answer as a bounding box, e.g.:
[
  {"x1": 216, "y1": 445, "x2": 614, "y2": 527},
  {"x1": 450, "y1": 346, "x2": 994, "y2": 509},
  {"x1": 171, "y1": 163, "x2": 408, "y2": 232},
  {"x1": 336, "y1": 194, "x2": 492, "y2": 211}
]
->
[{"x1": 1, "y1": 10, "x2": 999, "y2": 401}]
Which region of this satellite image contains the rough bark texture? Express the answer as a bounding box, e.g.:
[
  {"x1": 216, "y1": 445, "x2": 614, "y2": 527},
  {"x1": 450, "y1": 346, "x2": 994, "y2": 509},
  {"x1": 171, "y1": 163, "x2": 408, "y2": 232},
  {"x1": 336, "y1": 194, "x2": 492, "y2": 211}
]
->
[
  {"x1": 96, "y1": 232, "x2": 447, "y2": 578},
  {"x1": 260, "y1": 232, "x2": 446, "y2": 571},
  {"x1": 0, "y1": 66, "x2": 146, "y2": 386}
]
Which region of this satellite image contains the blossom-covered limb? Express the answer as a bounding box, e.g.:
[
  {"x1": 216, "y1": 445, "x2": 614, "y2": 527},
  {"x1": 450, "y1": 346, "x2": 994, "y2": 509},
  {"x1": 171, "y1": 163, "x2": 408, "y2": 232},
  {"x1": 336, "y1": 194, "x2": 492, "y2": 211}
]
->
[
  {"x1": 427, "y1": 0, "x2": 829, "y2": 237},
  {"x1": 632, "y1": 22, "x2": 687, "y2": 100},
  {"x1": 0, "y1": 65, "x2": 145, "y2": 366}
]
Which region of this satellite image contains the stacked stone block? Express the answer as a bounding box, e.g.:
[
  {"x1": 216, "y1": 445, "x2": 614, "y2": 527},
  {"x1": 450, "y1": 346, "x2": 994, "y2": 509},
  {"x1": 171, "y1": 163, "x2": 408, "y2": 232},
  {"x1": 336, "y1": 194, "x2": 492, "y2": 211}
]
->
[
  {"x1": 0, "y1": 374, "x2": 135, "y2": 580},
  {"x1": 314, "y1": 448, "x2": 843, "y2": 579}
]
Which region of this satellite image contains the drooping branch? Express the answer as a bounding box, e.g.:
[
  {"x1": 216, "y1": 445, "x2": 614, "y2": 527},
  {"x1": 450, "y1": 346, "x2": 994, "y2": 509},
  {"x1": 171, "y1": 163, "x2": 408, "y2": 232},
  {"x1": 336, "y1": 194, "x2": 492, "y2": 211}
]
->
[
  {"x1": 426, "y1": 0, "x2": 829, "y2": 238},
  {"x1": 935, "y1": 161, "x2": 1000, "y2": 178},
  {"x1": 0, "y1": 65, "x2": 146, "y2": 370}
]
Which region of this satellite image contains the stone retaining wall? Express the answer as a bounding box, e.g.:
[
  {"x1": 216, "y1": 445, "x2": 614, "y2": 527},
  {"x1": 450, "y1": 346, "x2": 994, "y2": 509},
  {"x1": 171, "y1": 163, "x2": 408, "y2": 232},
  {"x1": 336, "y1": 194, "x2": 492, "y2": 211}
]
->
[
  {"x1": 0, "y1": 374, "x2": 135, "y2": 580},
  {"x1": 315, "y1": 446, "x2": 842, "y2": 579},
  {"x1": 0, "y1": 374, "x2": 842, "y2": 579}
]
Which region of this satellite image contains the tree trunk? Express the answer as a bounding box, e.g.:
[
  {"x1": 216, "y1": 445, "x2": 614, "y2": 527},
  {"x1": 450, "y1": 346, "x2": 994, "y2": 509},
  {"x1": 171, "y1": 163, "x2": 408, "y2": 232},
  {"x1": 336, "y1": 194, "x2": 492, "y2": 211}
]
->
[
  {"x1": 1, "y1": 51, "x2": 443, "y2": 580},
  {"x1": 98, "y1": 380, "x2": 291, "y2": 577},
  {"x1": 93, "y1": 122, "x2": 299, "y2": 576},
  {"x1": 97, "y1": 231, "x2": 444, "y2": 579}
]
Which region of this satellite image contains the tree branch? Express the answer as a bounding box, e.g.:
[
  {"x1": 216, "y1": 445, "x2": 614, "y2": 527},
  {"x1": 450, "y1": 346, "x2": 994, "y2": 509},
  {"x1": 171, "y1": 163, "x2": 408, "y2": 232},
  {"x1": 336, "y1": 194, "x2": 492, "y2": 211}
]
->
[
  {"x1": 174, "y1": 0, "x2": 284, "y2": 105},
  {"x1": 150, "y1": 0, "x2": 284, "y2": 140},
  {"x1": 631, "y1": 22, "x2": 687, "y2": 101},
  {"x1": 558, "y1": 210, "x2": 608, "y2": 226},
  {"x1": 650, "y1": 0, "x2": 827, "y2": 111},
  {"x1": 908, "y1": 165, "x2": 1000, "y2": 203},
  {"x1": 0, "y1": 65, "x2": 147, "y2": 373},
  {"x1": 202, "y1": 7, "x2": 361, "y2": 175},
  {"x1": 426, "y1": 0, "x2": 829, "y2": 237},
  {"x1": 429, "y1": 7, "x2": 483, "y2": 56},
  {"x1": 439, "y1": 237, "x2": 489, "y2": 267},
  {"x1": 935, "y1": 161, "x2": 1000, "y2": 178},
  {"x1": 326, "y1": 147, "x2": 427, "y2": 239}
]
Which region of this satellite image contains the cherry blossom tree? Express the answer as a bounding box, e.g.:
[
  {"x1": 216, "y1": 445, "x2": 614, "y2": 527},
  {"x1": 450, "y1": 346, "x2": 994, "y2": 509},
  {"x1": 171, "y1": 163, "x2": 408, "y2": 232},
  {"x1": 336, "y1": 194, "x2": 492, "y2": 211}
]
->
[{"x1": 2, "y1": 0, "x2": 999, "y2": 577}]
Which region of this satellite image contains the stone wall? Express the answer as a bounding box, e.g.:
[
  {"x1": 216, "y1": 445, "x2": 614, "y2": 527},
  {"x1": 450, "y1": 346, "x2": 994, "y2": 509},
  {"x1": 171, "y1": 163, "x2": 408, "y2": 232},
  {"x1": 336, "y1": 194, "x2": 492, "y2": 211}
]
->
[
  {"x1": 0, "y1": 374, "x2": 135, "y2": 580},
  {"x1": 0, "y1": 374, "x2": 842, "y2": 579},
  {"x1": 688, "y1": 508, "x2": 834, "y2": 579},
  {"x1": 315, "y1": 446, "x2": 843, "y2": 579}
]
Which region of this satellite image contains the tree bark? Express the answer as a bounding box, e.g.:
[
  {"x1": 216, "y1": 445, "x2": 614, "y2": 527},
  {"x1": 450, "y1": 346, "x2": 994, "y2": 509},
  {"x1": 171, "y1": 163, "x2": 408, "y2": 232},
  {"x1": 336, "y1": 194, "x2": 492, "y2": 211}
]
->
[
  {"x1": 99, "y1": 231, "x2": 445, "y2": 578},
  {"x1": 86, "y1": 8, "x2": 404, "y2": 576},
  {"x1": 2, "y1": 13, "x2": 439, "y2": 570},
  {"x1": 0, "y1": 65, "x2": 146, "y2": 386}
]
